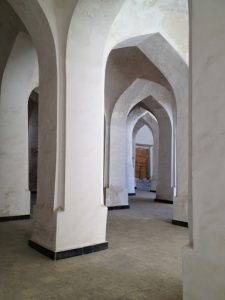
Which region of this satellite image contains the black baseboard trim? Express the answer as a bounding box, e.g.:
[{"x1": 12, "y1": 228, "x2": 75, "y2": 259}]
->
[
  {"x1": 0, "y1": 215, "x2": 30, "y2": 222},
  {"x1": 172, "y1": 220, "x2": 188, "y2": 228},
  {"x1": 29, "y1": 240, "x2": 108, "y2": 260},
  {"x1": 150, "y1": 190, "x2": 156, "y2": 193},
  {"x1": 155, "y1": 199, "x2": 173, "y2": 204},
  {"x1": 128, "y1": 193, "x2": 136, "y2": 196},
  {"x1": 108, "y1": 205, "x2": 130, "y2": 210}
]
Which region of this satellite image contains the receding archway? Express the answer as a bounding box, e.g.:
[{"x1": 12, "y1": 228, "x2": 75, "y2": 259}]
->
[
  {"x1": 126, "y1": 107, "x2": 159, "y2": 194},
  {"x1": 106, "y1": 79, "x2": 173, "y2": 207},
  {"x1": 0, "y1": 32, "x2": 38, "y2": 218},
  {"x1": 131, "y1": 111, "x2": 159, "y2": 193},
  {"x1": 134, "y1": 123, "x2": 154, "y2": 192},
  {"x1": 105, "y1": 33, "x2": 188, "y2": 223}
]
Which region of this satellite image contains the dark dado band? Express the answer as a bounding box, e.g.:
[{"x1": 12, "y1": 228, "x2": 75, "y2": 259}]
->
[{"x1": 29, "y1": 240, "x2": 108, "y2": 260}]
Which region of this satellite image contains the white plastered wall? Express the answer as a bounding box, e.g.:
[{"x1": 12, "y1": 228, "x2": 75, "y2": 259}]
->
[
  {"x1": 135, "y1": 125, "x2": 153, "y2": 146},
  {"x1": 105, "y1": 0, "x2": 188, "y2": 63},
  {"x1": 59, "y1": 1, "x2": 126, "y2": 251},
  {"x1": 0, "y1": 32, "x2": 38, "y2": 217},
  {"x1": 183, "y1": 0, "x2": 225, "y2": 298},
  {"x1": 106, "y1": 79, "x2": 173, "y2": 207},
  {"x1": 149, "y1": 100, "x2": 173, "y2": 201},
  {"x1": 0, "y1": 0, "x2": 26, "y2": 92}
]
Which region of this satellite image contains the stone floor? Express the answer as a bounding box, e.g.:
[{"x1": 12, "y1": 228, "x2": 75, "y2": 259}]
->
[{"x1": 0, "y1": 191, "x2": 188, "y2": 300}]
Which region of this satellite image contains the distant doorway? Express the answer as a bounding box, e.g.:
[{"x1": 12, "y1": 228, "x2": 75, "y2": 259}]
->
[{"x1": 135, "y1": 146, "x2": 150, "y2": 179}]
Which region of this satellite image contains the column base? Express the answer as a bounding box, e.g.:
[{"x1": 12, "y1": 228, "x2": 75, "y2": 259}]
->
[
  {"x1": 105, "y1": 186, "x2": 128, "y2": 207},
  {"x1": 150, "y1": 180, "x2": 157, "y2": 191},
  {"x1": 173, "y1": 195, "x2": 188, "y2": 225},
  {"x1": 128, "y1": 193, "x2": 136, "y2": 196},
  {"x1": 156, "y1": 187, "x2": 173, "y2": 203},
  {"x1": 108, "y1": 205, "x2": 130, "y2": 210},
  {"x1": 0, "y1": 215, "x2": 30, "y2": 222},
  {"x1": 172, "y1": 219, "x2": 188, "y2": 227},
  {"x1": 29, "y1": 240, "x2": 108, "y2": 260},
  {"x1": 155, "y1": 199, "x2": 173, "y2": 204}
]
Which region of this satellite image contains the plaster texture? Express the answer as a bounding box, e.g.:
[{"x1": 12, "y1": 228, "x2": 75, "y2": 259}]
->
[
  {"x1": 155, "y1": 109, "x2": 172, "y2": 200},
  {"x1": 105, "y1": 46, "x2": 172, "y2": 127},
  {"x1": 183, "y1": 1, "x2": 225, "y2": 299},
  {"x1": 0, "y1": 0, "x2": 26, "y2": 93},
  {"x1": 60, "y1": 0, "x2": 128, "y2": 252},
  {"x1": 0, "y1": 32, "x2": 38, "y2": 217},
  {"x1": 106, "y1": 0, "x2": 188, "y2": 64},
  {"x1": 135, "y1": 124, "x2": 153, "y2": 146}
]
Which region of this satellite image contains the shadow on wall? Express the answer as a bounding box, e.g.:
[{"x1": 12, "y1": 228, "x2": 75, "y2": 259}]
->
[{"x1": 28, "y1": 90, "x2": 38, "y2": 193}]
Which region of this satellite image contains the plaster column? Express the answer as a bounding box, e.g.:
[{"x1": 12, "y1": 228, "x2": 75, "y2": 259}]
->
[
  {"x1": 127, "y1": 117, "x2": 136, "y2": 195},
  {"x1": 58, "y1": 1, "x2": 125, "y2": 252},
  {"x1": 142, "y1": 114, "x2": 159, "y2": 192},
  {"x1": 8, "y1": 0, "x2": 66, "y2": 253},
  {"x1": 106, "y1": 110, "x2": 129, "y2": 207},
  {"x1": 139, "y1": 34, "x2": 189, "y2": 222},
  {"x1": 0, "y1": 32, "x2": 38, "y2": 218},
  {"x1": 150, "y1": 146, "x2": 154, "y2": 179},
  {"x1": 183, "y1": 1, "x2": 225, "y2": 299},
  {"x1": 103, "y1": 115, "x2": 110, "y2": 190},
  {"x1": 126, "y1": 107, "x2": 147, "y2": 195},
  {"x1": 154, "y1": 107, "x2": 173, "y2": 201}
]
